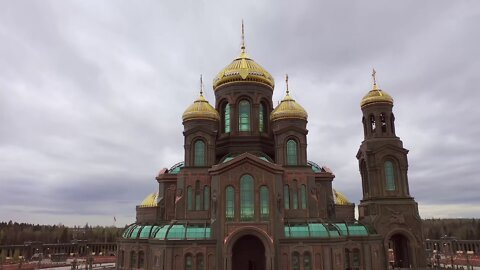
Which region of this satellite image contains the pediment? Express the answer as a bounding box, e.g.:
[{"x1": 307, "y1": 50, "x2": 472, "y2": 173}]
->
[{"x1": 209, "y1": 152, "x2": 284, "y2": 175}]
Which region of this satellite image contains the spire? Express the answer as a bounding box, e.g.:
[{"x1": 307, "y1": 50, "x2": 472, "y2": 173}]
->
[
  {"x1": 200, "y1": 74, "x2": 204, "y2": 96},
  {"x1": 241, "y1": 20, "x2": 246, "y2": 53},
  {"x1": 372, "y1": 68, "x2": 379, "y2": 90},
  {"x1": 285, "y1": 74, "x2": 290, "y2": 95}
]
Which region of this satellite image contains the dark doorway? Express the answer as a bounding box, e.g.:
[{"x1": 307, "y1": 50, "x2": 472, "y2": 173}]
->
[
  {"x1": 389, "y1": 234, "x2": 411, "y2": 268},
  {"x1": 232, "y1": 235, "x2": 265, "y2": 270}
]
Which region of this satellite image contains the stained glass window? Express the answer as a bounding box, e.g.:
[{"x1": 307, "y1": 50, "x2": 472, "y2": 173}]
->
[
  {"x1": 385, "y1": 161, "x2": 396, "y2": 191},
  {"x1": 226, "y1": 186, "x2": 234, "y2": 221},
  {"x1": 300, "y1": 184, "x2": 307, "y2": 209},
  {"x1": 194, "y1": 140, "x2": 205, "y2": 166},
  {"x1": 185, "y1": 254, "x2": 193, "y2": 270},
  {"x1": 284, "y1": 185, "x2": 290, "y2": 209},
  {"x1": 292, "y1": 252, "x2": 300, "y2": 270},
  {"x1": 240, "y1": 174, "x2": 254, "y2": 220},
  {"x1": 203, "y1": 186, "x2": 210, "y2": 210},
  {"x1": 195, "y1": 180, "x2": 201, "y2": 211},
  {"x1": 287, "y1": 139, "x2": 298, "y2": 165},
  {"x1": 259, "y1": 103, "x2": 265, "y2": 132},
  {"x1": 187, "y1": 186, "x2": 193, "y2": 211},
  {"x1": 224, "y1": 104, "x2": 231, "y2": 133},
  {"x1": 197, "y1": 254, "x2": 204, "y2": 270},
  {"x1": 303, "y1": 252, "x2": 311, "y2": 270},
  {"x1": 239, "y1": 100, "x2": 250, "y2": 131},
  {"x1": 260, "y1": 186, "x2": 269, "y2": 220},
  {"x1": 292, "y1": 180, "x2": 298, "y2": 209}
]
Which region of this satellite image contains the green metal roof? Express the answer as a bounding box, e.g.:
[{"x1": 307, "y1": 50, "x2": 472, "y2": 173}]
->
[
  {"x1": 123, "y1": 223, "x2": 211, "y2": 240},
  {"x1": 284, "y1": 222, "x2": 371, "y2": 238}
]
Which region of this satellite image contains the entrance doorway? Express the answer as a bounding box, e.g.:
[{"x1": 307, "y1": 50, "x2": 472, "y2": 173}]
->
[
  {"x1": 388, "y1": 234, "x2": 411, "y2": 268},
  {"x1": 232, "y1": 235, "x2": 265, "y2": 270}
]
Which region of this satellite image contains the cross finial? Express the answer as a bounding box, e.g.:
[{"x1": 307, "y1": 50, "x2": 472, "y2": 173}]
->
[
  {"x1": 241, "y1": 20, "x2": 246, "y2": 52},
  {"x1": 372, "y1": 68, "x2": 378, "y2": 89},
  {"x1": 200, "y1": 74, "x2": 204, "y2": 96},
  {"x1": 285, "y1": 74, "x2": 289, "y2": 95}
]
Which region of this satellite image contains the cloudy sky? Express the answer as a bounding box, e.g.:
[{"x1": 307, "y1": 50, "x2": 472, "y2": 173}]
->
[{"x1": 1, "y1": 0, "x2": 479, "y2": 227}]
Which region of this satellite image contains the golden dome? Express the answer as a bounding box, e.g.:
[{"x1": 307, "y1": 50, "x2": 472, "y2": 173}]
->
[
  {"x1": 182, "y1": 94, "x2": 220, "y2": 122},
  {"x1": 270, "y1": 76, "x2": 308, "y2": 121},
  {"x1": 139, "y1": 192, "x2": 158, "y2": 208},
  {"x1": 213, "y1": 23, "x2": 274, "y2": 90},
  {"x1": 360, "y1": 70, "x2": 394, "y2": 108},
  {"x1": 333, "y1": 189, "x2": 352, "y2": 205}
]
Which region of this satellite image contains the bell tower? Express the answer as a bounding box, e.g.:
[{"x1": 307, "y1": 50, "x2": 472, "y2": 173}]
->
[{"x1": 357, "y1": 70, "x2": 427, "y2": 269}]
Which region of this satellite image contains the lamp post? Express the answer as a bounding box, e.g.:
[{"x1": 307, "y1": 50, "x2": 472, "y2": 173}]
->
[
  {"x1": 456, "y1": 251, "x2": 463, "y2": 269},
  {"x1": 466, "y1": 250, "x2": 474, "y2": 270}
]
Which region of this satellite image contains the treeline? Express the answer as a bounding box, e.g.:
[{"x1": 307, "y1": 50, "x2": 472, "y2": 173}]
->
[
  {"x1": 423, "y1": 218, "x2": 480, "y2": 240},
  {"x1": 0, "y1": 221, "x2": 124, "y2": 246}
]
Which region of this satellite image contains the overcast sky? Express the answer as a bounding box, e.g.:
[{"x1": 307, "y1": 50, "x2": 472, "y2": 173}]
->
[{"x1": 1, "y1": 0, "x2": 479, "y2": 227}]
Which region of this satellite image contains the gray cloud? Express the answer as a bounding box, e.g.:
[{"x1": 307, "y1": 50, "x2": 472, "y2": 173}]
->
[{"x1": 1, "y1": 0, "x2": 479, "y2": 226}]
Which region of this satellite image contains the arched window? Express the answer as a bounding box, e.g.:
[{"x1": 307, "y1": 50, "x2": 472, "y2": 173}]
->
[
  {"x1": 194, "y1": 140, "x2": 205, "y2": 166},
  {"x1": 259, "y1": 103, "x2": 265, "y2": 132},
  {"x1": 224, "y1": 103, "x2": 231, "y2": 133},
  {"x1": 238, "y1": 100, "x2": 251, "y2": 131},
  {"x1": 185, "y1": 254, "x2": 193, "y2": 270},
  {"x1": 284, "y1": 185, "x2": 290, "y2": 209},
  {"x1": 203, "y1": 186, "x2": 210, "y2": 210},
  {"x1": 352, "y1": 248, "x2": 360, "y2": 269},
  {"x1": 187, "y1": 186, "x2": 193, "y2": 211},
  {"x1": 345, "y1": 249, "x2": 351, "y2": 269},
  {"x1": 292, "y1": 252, "x2": 300, "y2": 270},
  {"x1": 240, "y1": 175, "x2": 254, "y2": 220},
  {"x1": 384, "y1": 160, "x2": 396, "y2": 191},
  {"x1": 225, "y1": 186, "x2": 235, "y2": 221},
  {"x1": 195, "y1": 180, "x2": 202, "y2": 211},
  {"x1": 260, "y1": 186, "x2": 269, "y2": 220},
  {"x1": 196, "y1": 254, "x2": 204, "y2": 270},
  {"x1": 138, "y1": 251, "x2": 145, "y2": 268},
  {"x1": 369, "y1": 114, "x2": 376, "y2": 133},
  {"x1": 300, "y1": 184, "x2": 307, "y2": 209},
  {"x1": 287, "y1": 139, "x2": 298, "y2": 165},
  {"x1": 292, "y1": 180, "x2": 299, "y2": 209},
  {"x1": 130, "y1": 251, "x2": 137, "y2": 268},
  {"x1": 303, "y1": 252, "x2": 311, "y2": 270},
  {"x1": 380, "y1": 113, "x2": 387, "y2": 133}
]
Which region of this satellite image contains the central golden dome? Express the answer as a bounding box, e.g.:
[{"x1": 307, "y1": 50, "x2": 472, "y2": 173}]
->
[{"x1": 213, "y1": 48, "x2": 275, "y2": 90}]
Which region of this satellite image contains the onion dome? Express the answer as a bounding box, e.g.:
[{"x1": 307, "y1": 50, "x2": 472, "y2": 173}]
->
[
  {"x1": 270, "y1": 75, "x2": 308, "y2": 121},
  {"x1": 360, "y1": 69, "x2": 394, "y2": 108},
  {"x1": 139, "y1": 192, "x2": 158, "y2": 208},
  {"x1": 212, "y1": 23, "x2": 274, "y2": 91},
  {"x1": 182, "y1": 76, "x2": 220, "y2": 122},
  {"x1": 333, "y1": 189, "x2": 352, "y2": 205}
]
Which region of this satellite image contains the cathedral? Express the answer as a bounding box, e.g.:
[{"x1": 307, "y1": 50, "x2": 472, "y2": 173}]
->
[{"x1": 117, "y1": 28, "x2": 427, "y2": 270}]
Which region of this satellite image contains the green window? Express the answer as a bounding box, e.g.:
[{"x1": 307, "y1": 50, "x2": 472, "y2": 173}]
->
[
  {"x1": 196, "y1": 254, "x2": 204, "y2": 270},
  {"x1": 300, "y1": 184, "x2": 307, "y2": 209},
  {"x1": 195, "y1": 181, "x2": 201, "y2": 211},
  {"x1": 185, "y1": 254, "x2": 193, "y2": 270},
  {"x1": 224, "y1": 104, "x2": 231, "y2": 133},
  {"x1": 226, "y1": 186, "x2": 235, "y2": 221},
  {"x1": 240, "y1": 174, "x2": 254, "y2": 221},
  {"x1": 239, "y1": 100, "x2": 250, "y2": 131},
  {"x1": 292, "y1": 252, "x2": 300, "y2": 270},
  {"x1": 260, "y1": 186, "x2": 269, "y2": 220},
  {"x1": 303, "y1": 252, "x2": 311, "y2": 270},
  {"x1": 259, "y1": 103, "x2": 265, "y2": 132},
  {"x1": 292, "y1": 180, "x2": 298, "y2": 209},
  {"x1": 287, "y1": 139, "x2": 298, "y2": 165},
  {"x1": 187, "y1": 186, "x2": 193, "y2": 210},
  {"x1": 284, "y1": 185, "x2": 290, "y2": 209},
  {"x1": 194, "y1": 140, "x2": 205, "y2": 166},
  {"x1": 384, "y1": 161, "x2": 396, "y2": 191},
  {"x1": 203, "y1": 186, "x2": 210, "y2": 210}
]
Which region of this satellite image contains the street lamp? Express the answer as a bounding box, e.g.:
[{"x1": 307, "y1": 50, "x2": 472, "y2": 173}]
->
[{"x1": 466, "y1": 250, "x2": 474, "y2": 270}]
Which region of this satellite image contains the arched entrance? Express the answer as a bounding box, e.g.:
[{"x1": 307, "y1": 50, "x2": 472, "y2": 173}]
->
[
  {"x1": 232, "y1": 235, "x2": 265, "y2": 270},
  {"x1": 388, "y1": 234, "x2": 411, "y2": 268}
]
